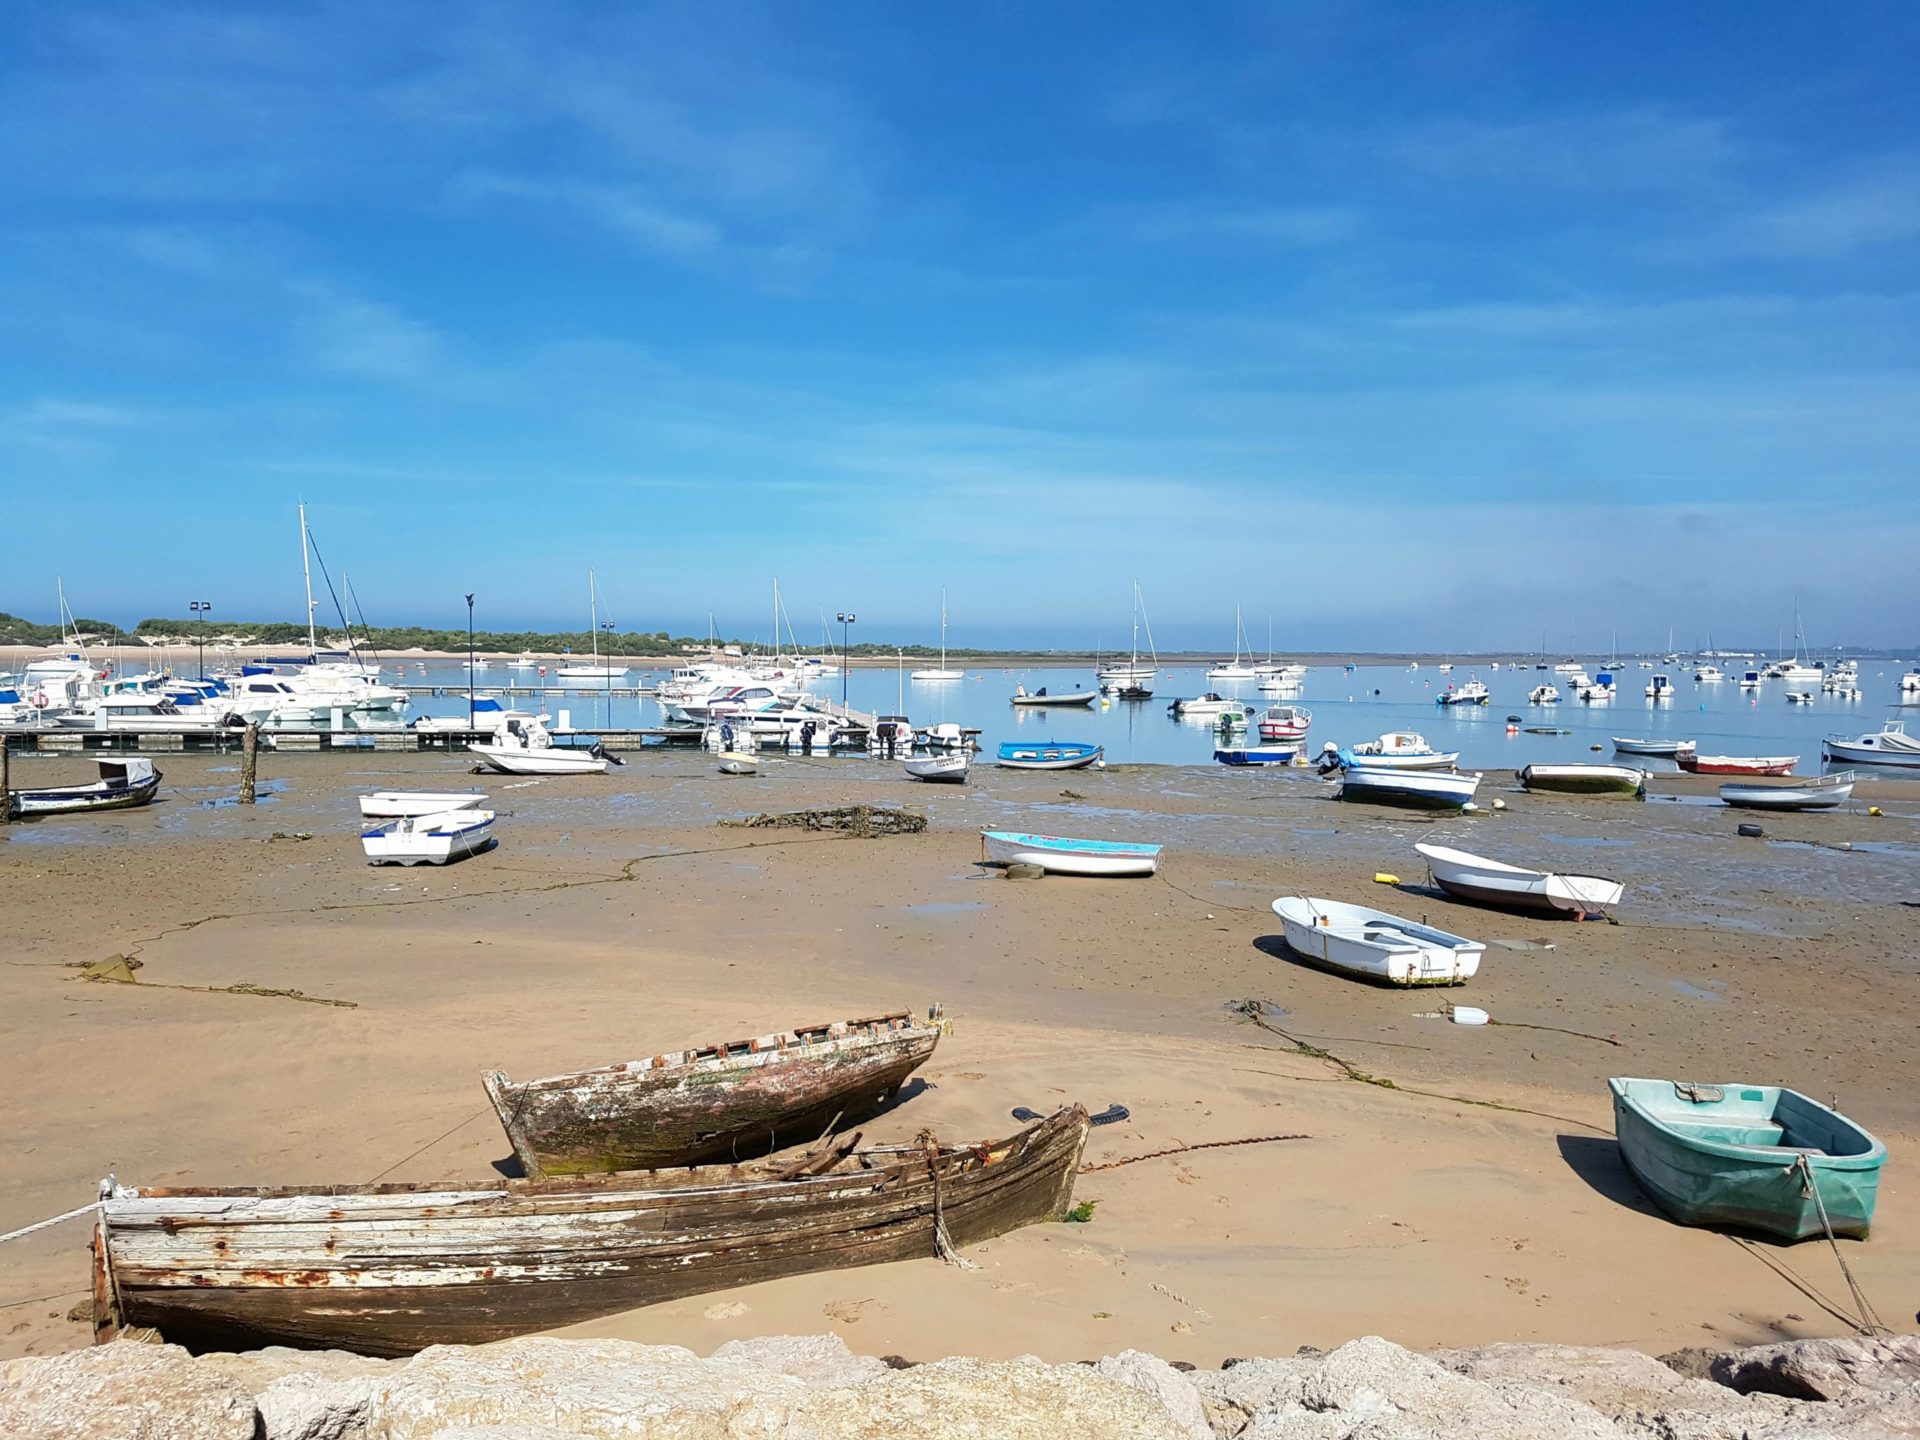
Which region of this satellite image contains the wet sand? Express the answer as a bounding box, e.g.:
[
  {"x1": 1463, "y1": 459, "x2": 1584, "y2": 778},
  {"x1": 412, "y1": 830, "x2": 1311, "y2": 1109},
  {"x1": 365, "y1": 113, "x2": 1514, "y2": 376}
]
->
[{"x1": 2, "y1": 748, "x2": 1916, "y2": 1362}]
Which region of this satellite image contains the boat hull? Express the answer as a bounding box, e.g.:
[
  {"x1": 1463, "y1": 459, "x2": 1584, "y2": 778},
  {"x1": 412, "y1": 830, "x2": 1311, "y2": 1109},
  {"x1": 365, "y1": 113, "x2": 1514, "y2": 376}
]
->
[
  {"x1": 358, "y1": 792, "x2": 488, "y2": 819},
  {"x1": 1009, "y1": 692, "x2": 1096, "y2": 707},
  {"x1": 1611, "y1": 738, "x2": 1685, "y2": 757},
  {"x1": 469, "y1": 745, "x2": 610, "y2": 775},
  {"x1": 1822, "y1": 736, "x2": 1920, "y2": 768},
  {"x1": 1719, "y1": 776, "x2": 1854, "y2": 811},
  {"x1": 1337, "y1": 768, "x2": 1480, "y2": 810},
  {"x1": 1609, "y1": 1079, "x2": 1884, "y2": 1241},
  {"x1": 1414, "y1": 843, "x2": 1622, "y2": 918},
  {"x1": 7, "y1": 764, "x2": 162, "y2": 818},
  {"x1": 1676, "y1": 754, "x2": 1796, "y2": 776},
  {"x1": 1214, "y1": 746, "x2": 1299, "y2": 766},
  {"x1": 903, "y1": 754, "x2": 969, "y2": 783},
  {"x1": 980, "y1": 830, "x2": 1161, "y2": 877},
  {"x1": 1270, "y1": 897, "x2": 1483, "y2": 986},
  {"x1": 1519, "y1": 764, "x2": 1647, "y2": 797},
  {"x1": 95, "y1": 1107, "x2": 1089, "y2": 1356},
  {"x1": 361, "y1": 813, "x2": 495, "y2": 866},
  {"x1": 484, "y1": 1015, "x2": 941, "y2": 1175},
  {"x1": 995, "y1": 743, "x2": 1102, "y2": 770}
]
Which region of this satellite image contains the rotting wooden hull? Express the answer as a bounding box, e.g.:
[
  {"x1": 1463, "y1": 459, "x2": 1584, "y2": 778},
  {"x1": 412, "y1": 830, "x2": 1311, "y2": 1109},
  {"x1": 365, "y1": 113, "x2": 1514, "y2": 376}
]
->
[
  {"x1": 8, "y1": 772, "x2": 161, "y2": 817},
  {"x1": 483, "y1": 1014, "x2": 942, "y2": 1175},
  {"x1": 95, "y1": 1106, "x2": 1089, "y2": 1356}
]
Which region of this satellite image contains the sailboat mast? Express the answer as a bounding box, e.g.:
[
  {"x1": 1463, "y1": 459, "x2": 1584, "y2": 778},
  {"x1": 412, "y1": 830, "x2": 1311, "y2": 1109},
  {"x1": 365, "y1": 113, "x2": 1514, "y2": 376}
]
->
[
  {"x1": 940, "y1": 588, "x2": 947, "y2": 670},
  {"x1": 589, "y1": 570, "x2": 599, "y2": 664},
  {"x1": 299, "y1": 503, "x2": 319, "y2": 656}
]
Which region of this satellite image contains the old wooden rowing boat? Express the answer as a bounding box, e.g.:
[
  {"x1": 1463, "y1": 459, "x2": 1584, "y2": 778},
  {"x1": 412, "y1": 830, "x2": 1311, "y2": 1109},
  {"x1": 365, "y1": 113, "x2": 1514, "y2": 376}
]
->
[
  {"x1": 483, "y1": 1012, "x2": 942, "y2": 1176},
  {"x1": 7, "y1": 758, "x2": 162, "y2": 818},
  {"x1": 1609, "y1": 1078, "x2": 1884, "y2": 1240},
  {"x1": 93, "y1": 1105, "x2": 1089, "y2": 1356}
]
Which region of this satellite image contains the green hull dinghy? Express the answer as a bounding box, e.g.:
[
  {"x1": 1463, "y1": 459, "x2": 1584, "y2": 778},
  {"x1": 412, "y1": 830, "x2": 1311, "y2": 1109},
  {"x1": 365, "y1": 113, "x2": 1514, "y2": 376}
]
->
[{"x1": 1609, "y1": 1077, "x2": 1886, "y2": 1241}]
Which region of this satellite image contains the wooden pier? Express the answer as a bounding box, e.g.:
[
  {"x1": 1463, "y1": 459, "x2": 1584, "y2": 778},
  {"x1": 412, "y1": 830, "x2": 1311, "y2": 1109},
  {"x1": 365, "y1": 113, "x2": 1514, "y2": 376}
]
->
[{"x1": 0, "y1": 725, "x2": 729, "y2": 756}]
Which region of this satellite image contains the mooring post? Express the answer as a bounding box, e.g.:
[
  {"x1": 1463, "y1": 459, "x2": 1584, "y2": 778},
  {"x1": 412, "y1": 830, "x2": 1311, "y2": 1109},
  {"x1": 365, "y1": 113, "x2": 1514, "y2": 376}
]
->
[
  {"x1": 0, "y1": 741, "x2": 11, "y2": 825},
  {"x1": 240, "y1": 723, "x2": 259, "y2": 804}
]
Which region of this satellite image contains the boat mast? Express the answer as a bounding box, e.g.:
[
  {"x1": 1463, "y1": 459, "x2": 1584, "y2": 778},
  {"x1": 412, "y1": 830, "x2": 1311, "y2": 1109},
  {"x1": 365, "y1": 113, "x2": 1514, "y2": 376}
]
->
[
  {"x1": 1139, "y1": 582, "x2": 1159, "y2": 665},
  {"x1": 589, "y1": 570, "x2": 599, "y2": 665},
  {"x1": 299, "y1": 502, "x2": 318, "y2": 657},
  {"x1": 940, "y1": 588, "x2": 947, "y2": 671},
  {"x1": 1129, "y1": 584, "x2": 1140, "y2": 668}
]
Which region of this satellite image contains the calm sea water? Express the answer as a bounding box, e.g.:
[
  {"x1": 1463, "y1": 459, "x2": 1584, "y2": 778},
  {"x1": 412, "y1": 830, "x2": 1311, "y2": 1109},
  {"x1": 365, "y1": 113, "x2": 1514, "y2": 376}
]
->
[{"x1": 393, "y1": 659, "x2": 1917, "y2": 774}]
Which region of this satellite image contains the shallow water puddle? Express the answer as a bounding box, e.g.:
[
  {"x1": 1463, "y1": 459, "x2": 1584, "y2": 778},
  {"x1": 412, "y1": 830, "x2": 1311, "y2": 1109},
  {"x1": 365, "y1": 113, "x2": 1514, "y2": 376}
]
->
[{"x1": 1670, "y1": 979, "x2": 1729, "y2": 1002}]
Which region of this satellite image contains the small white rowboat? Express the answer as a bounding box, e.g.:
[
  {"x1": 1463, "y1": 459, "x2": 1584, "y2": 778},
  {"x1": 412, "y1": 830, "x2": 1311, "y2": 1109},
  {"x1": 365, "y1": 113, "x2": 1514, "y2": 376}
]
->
[
  {"x1": 904, "y1": 752, "x2": 970, "y2": 784},
  {"x1": 1414, "y1": 842, "x2": 1623, "y2": 918},
  {"x1": 361, "y1": 809, "x2": 496, "y2": 866},
  {"x1": 1719, "y1": 772, "x2": 1856, "y2": 811},
  {"x1": 1270, "y1": 896, "x2": 1483, "y2": 986},
  {"x1": 980, "y1": 830, "x2": 1161, "y2": 877},
  {"x1": 358, "y1": 791, "x2": 489, "y2": 819}
]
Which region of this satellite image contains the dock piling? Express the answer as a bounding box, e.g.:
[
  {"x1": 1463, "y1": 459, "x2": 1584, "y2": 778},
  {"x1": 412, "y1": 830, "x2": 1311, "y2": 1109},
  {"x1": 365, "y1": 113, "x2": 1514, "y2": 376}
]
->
[{"x1": 240, "y1": 724, "x2": 259, "y2": 804}]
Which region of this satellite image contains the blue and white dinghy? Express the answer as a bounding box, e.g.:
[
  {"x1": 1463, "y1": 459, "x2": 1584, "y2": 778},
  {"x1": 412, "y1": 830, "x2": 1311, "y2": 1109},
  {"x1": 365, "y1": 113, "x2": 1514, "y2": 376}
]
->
[{"x1": 980, "y1": 830, "x2": 1162, "y2": 877}]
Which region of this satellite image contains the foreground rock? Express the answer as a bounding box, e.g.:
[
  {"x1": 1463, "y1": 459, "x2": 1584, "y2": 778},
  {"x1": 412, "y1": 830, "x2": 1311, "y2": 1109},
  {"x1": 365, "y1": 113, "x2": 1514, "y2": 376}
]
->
[{"x1": 4, "y1": 1331, "x2": 1917, "y2": 1439}]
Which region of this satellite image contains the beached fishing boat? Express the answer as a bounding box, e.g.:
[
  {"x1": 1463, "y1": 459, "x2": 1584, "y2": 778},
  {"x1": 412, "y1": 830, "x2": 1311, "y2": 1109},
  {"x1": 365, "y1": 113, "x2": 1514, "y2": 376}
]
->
[
  {"x1": 484, "y1": 1013, "x2": 942, "y2": 1176},
  {"x1": 361, "y1": 809, "x2": 495, "y2": 866},
  {"x1": 358, "y1": 791, "x2": 489, "y2": 820},
  {"x1": 1214, "y1": 744, "x2": 1300, "y2": 766},
  {"x1": 1608, "y1": 1078, "x2": 1885, "y2": 1241},
  {"x1": 1675, "y1": 747, "x2": 1796, "y2": 776},
  {"x1": 1337, "y1": 767, "x2": 1481, "y2": 810},
  {"x1": 1257, "y1": 705, "x2": 1312, "y2": 742},
  {"x1": 1009, "y1": 686, "x2": 1096, "y2": 707},
  {"x1": 1719, "y1": 772, "x2": 1856, "y2": 811},
  {"x1": 1413, "y1": 842, "x2": 1623, "y2": 918},
  {"x1": 1822, "y1": 719, "x2": 1920, "y2": 768},
  {"x1": 1519, "y1": 763, "x2": 1647, "y2": 797},
  {"x1": 995, "y1": 741, "x2": 1102, "y2": 770},
  {"x1": 1336, "y1": 733, "x2": 1460, "y2": 770},
  {"x1": 5, "y1": 758, "x2": 161, "y2": 819},
  {"x1": 91, "y1": 1105, "x2": 1089, "y2": 1356},
  {"x1": 903, "y1": 750, "x2": 969, "y2": 783},
  {"x1": 470, "y1": 719, "x2": 611, "y2": 776},
  {"x1": 980, "y1": 830, "x2": 1161, "y2": 876},
  {"x1": 1269, "y1": 896, "x2": 1483, "y2": 986},
  {"x1": 1612, "y1": 737, "x2": 1689, "y2": 757}
]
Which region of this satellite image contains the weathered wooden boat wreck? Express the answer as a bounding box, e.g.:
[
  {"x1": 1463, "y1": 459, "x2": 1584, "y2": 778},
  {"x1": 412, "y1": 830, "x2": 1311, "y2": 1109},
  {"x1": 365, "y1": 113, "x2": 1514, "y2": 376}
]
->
[
  {"x1": 483, "y1": 1012, "x2": 943, "y2": 1176},
  {"x1": 93, "y1": 1105, "x2": 1089, "y2": 1356}
]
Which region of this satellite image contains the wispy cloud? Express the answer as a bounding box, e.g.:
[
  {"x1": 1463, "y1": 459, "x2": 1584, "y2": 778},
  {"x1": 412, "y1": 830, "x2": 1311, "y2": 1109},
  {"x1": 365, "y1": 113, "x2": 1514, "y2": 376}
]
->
[{"x1": 1737, "y1": 165, "x2": 1920, "y2": 258}]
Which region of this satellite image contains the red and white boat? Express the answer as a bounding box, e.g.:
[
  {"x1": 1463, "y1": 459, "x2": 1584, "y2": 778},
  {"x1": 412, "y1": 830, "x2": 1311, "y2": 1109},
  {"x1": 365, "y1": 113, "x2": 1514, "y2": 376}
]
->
[
  {"x1": 1675, "y1": 743, "x2": 1796, "y2": 777},
  {"x1": 1257, "y1": 704, "x2": 1312, "y2": 743}
]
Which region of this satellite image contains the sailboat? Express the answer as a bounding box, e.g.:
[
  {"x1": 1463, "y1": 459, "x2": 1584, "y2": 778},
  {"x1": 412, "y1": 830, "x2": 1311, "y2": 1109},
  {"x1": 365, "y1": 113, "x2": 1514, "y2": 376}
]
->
[
  {"x1": 1256, "y1": 616, "x2": 1306, "y2": 687},
  {"x1": 1206, "y1": 606, "x2": 1260, "y2": 680},
  {"x1": 910, "y1": 590, "x2": 964, "y2": 680},
  {"x1": 1097, "y1": 581, "x2": 1159, "y2": 687},
  {"x1": 555, "y1": 571, "x2": 628, "y2": 684},
  {"x1": 1776, "y1": 601, "x2": 1822, "y2": 684}
]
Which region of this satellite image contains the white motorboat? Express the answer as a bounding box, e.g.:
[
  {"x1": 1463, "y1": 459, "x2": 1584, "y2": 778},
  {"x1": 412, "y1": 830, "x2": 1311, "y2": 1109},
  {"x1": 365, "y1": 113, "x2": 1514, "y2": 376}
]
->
[
  {"x1": 469, "y1": 719, "x2": 611, "y2": 775},
  {"x1": 1901, "y1": 671, "x2": 1920, "y2": 695},
  {"x1": 1170, "y1": 692, "x2": 1255, "y2": 720},
  {"x1": 1612, "y1": 736, "x2": 1689, "y2": 757},
  {"x1": 1695, "y1": 665, "x2": 1725, "y2": 682},
  {"x1": 54, "y1": 693, "x2": 234, "y2": 732},
  {"x1": 1738, "y1": 670, "x2": 1764, "y2": 690},
  {"x1": 904, "y1": 751, "x2": 970, "y2": 784},
  {"x1": 1822, "y1": 720, "x2": 1920, "y2": 768},
  {"x1": 1528, "y1": 684, "x2": 1560, "y2": 705},
  {"x1": 1335, "y1": 733, "x2": 1460, "y2": 770},
  {"x1": 1010, "y1": 686, "x2": 1097, "y2": 707},
  {"x1": 980, "y1": 830, "x2": 1161, "y2": 877},
  {"x1": 361, "y1": 809, "x2": 495, "y2": 866},
  {"x1": 1337, "y1": 767, "x2": 1481, "y2": 809},
  {"x1": 1414, "y1": 843, "x2": 1623, "y2": 919},
  {"x1": 909, "y1": 590, "x2": 965, "y2": 681},
  {"x1": 1645, "y1": 673, "x2": 1676, "y2": 700},
  {"x1": 1269, "y1": 896, "x2": 1483, "y2": 986},
  {"x1": 1720, "y1": 773, "x2": 1856, "y2": 811},
  {"x1": 410, "y1": 697, "x2": 548, "y2": 734},
  {"x1": 1435, "y1": 679, "x2": 1490, "y2": 707},
  {"x1": 1256, "y1": 705, "x2": 1311, "y2": 742},
  {"x1": 358, "y1": 791, "x2": 490, "y2": 820}
]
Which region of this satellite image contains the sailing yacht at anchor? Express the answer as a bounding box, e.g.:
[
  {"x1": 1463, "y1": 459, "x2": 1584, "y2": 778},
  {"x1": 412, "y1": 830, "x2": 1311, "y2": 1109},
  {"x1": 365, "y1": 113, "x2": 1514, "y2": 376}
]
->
[
  {"x1": 1206, "y1": 605, "x2": 1259, "y2": 681},
  {"x1": 910, "y1": 590, "x2": 964, "y2": 681},
  {"x1": 554, "y1": 571, "x2": 628, "y2": 684},
  {"x1": 1098, "y1": 581, "x2": 1160, "y2": 689}
]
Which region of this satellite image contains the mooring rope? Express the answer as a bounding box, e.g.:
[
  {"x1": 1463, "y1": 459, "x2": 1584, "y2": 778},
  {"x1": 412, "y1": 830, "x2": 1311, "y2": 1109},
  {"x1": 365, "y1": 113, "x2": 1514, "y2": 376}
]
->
[
  {"x1": 1796, "y1": 1154, "x2": 1888, "y2": 1336},
  {"x1": 1080, "y1": 1132, "x2": 1311, "y2": 1173},
  {"x1": 922, "y1": 1134, "x2": 978, "y2": 1270},
  {"x1": 0, "y1": 1201, "x2": 100, "y2": 1246}
]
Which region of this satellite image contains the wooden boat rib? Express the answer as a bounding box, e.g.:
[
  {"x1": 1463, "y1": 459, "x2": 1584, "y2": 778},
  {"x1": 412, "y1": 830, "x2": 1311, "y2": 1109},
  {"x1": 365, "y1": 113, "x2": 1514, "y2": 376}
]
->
[
  {"x1": 1609, "y1": 1078, "x2": 1884, "y2": 1240},
  {"x1": 484, "y1": 1012, "x2": 942, "y2": 1176},
  {"x1": 94, "y1": 1106, "x2": 1090, "y2": 1356},
  {"x1": 1414, "y1": 842, "x2": 1623, "y2": 918},
  {"x1": 6, "y1": 758, "x2": 161, "y2": 818}
]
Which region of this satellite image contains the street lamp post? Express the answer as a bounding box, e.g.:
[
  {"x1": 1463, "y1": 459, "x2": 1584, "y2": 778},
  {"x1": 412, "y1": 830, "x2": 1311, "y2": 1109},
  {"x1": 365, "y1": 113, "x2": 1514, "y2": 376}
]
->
[
  {"x1": 190, "y1": 600, "x2": 212, "y2": 679},
  {"x1": 836, "y1": 612, "x2": 856, "y2": 706},
  {"x1": 465, "y1": 594, "x2": 476, "y2": 728}
]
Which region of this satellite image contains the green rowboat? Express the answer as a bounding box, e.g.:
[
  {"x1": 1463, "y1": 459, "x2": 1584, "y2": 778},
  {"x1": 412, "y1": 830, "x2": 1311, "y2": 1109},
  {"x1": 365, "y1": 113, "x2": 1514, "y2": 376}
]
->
[{"x1": 1609, "y1": 1077, "x2": 1886, "y2": 1241}]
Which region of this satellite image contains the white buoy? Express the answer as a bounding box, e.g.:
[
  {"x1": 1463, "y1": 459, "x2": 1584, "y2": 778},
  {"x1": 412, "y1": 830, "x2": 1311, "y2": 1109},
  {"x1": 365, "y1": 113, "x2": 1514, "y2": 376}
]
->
[{"x1": 1450, "y1": 1006, "x2": 1490, "y2": 1026}]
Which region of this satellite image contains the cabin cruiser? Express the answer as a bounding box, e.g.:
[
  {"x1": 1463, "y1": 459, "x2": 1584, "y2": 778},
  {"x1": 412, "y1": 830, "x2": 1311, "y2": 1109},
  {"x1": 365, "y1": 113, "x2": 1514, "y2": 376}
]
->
[
  {"x1": 411, "y1": 696, "x2": 550, "y2": 734},
  {"x1": 1436, "y1": 679, "x2": 1490, "y2": 706},
  {"x1": 1328, "y1": 732, "x2": 1461, "y2": 770},
  {"x1": 1694, "y1": 664, "x2": 1724, "y2": 682},
  {"x1": 1528, "y1": 683, "x2": 1560, "y2": 704},
  {"x1": 55, "y1": 693, "x2": 236, "y2": 731},
  {"x1": 662, "y1": 684, "x2": 792, "y2": 725}
]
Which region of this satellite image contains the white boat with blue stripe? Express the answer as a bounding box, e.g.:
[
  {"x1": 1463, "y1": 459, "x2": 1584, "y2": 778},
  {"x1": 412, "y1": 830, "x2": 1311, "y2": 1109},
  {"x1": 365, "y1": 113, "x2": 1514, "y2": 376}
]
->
[
  {"x1": 980, "y1": 830, "x2": 1162, "y2": 877},
  {"x1": 996, "y1": 740, "x2": 1103, "y2": 770},
  {"x1": 361, "y1": 809, "x2": 496, "y2": 866}
]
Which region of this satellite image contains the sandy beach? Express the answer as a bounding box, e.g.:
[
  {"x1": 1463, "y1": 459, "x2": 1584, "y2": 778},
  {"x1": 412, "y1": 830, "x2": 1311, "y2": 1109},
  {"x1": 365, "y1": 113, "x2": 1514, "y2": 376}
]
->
[{"x1": 2, "y1": 748, "x2": 1916, "y2": 1363}]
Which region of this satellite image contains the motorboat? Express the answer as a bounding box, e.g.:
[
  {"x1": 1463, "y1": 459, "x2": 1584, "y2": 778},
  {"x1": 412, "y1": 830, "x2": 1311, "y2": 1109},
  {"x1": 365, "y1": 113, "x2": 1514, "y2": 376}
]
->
[
  {"x1": 1435, "y1": 679, "x2": 1490, "y2": 707},
  {"x1": 1269, "y1": 896, "x2": 1483, "y2": 986},
  {"x1": 1612, "y1": 736, "x2": 1689, "y2": 757},
  {"x1": 1414, "y1": 842, "x2": 1623, "y2": 919},
  {"x1": 904, "y1": 751, "x2": 970, "y2": 783},
  {"x1": 361, "y1": 809, "x2": 496, "y2": 866},
  {"x1": 980, "y1": 830, "x2": 1161, "y2": 877},
  {"x1": 470, "y1": 718, "x2": 611, "y2": 775},
  {"x1": 1695, "y1": 665, "x2": 1725, "y2": 682},
  {"x1": 1822, "y1": 719, "x2": 1920, "y2": 768},
  {"x1": 1256, "y1": 705, "x2": 1311, "y2": 742},
  {"x1": 1528, "y1": 684, "x2": 1560, "y2": 704},
  {"x1": 995, "y1": 741, "x2": 1102, "y2": 770},
  {"x1": 1720, "y1": 773, "x2": 1856, "y2": 811},
  {"x1": 1010, "y1": 685, "x2": 1096, "y2": 707},
  {"x1": 1336, "y1": 767, "x2": 1481, "y2": 810},
  {"x1": 1332, "y1": 732, "x2": 1460, "y2": 770},
  {"x1": 1519, "y1": 763, "x2": 1647, "y2": 797},
  {"x1": 1170, "y1": 692, "x2": 1254, "y2": 720},
  {"x1": 1738, "y1": 670, "x2": 1764, "y2": 690},
  {"x1": 1645, "y1": 673, "x2": 1676, "y2": 700},
  {"x1": 410, "y1": 696, "x2": 548, "y2": 734},
  {"x1": 1609, "y1": 1078, "x2": 1884, "y2": 1241},
  {"x1": 6, "y1": 758, "x2": 161, "y2": 819},
  {"x1": 359, "y1": 791, "x2": 489, "y2": 820}
]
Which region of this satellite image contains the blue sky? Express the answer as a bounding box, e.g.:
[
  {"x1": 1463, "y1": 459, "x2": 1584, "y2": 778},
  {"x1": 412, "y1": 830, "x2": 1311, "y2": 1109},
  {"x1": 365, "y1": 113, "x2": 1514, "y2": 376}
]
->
[{"x1": 2, "y1": 3, "x2": 1916, "y2": 653}]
